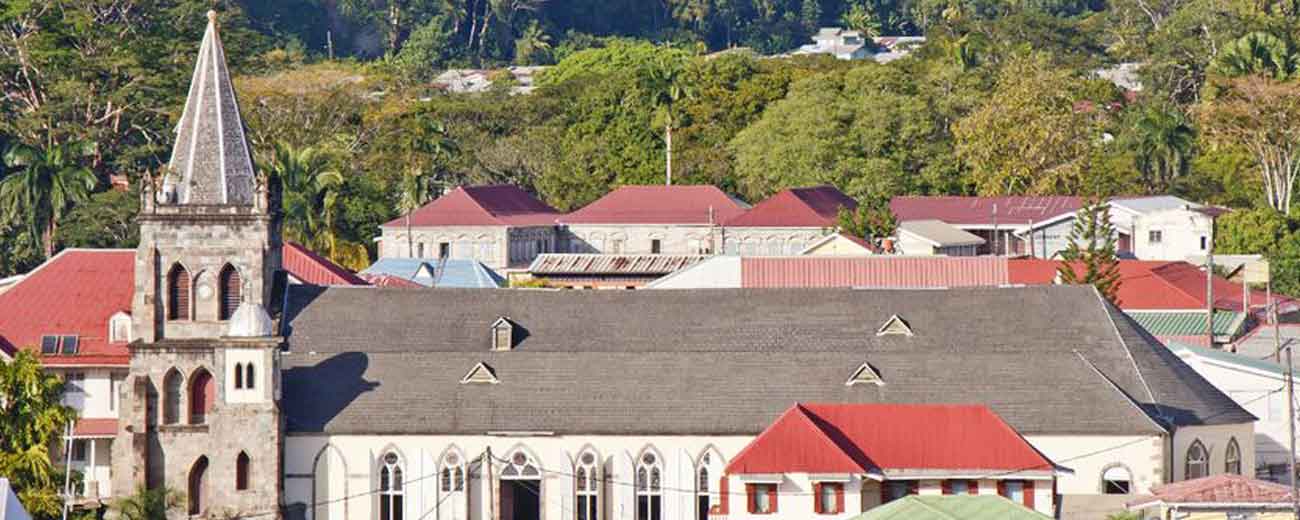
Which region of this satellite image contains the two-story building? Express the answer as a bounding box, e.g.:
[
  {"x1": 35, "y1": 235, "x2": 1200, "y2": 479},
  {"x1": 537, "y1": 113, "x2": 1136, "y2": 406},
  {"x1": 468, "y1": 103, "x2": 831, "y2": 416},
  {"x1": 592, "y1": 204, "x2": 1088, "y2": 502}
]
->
[
  {"x1": 561, "y1": 185, "x2": 748, "y2": 256},
  {"x1": 720, "y1": 186, "x2": 857, "y2": 256}
]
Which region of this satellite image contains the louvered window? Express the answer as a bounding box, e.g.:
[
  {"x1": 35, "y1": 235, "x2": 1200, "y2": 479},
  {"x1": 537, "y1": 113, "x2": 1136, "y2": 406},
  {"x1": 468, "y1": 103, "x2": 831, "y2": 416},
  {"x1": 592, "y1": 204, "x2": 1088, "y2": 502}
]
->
[
  {"x1": 168, "y1": 264, "x2": 191, "y2": 320},
  {"x1": 219, "y1": 265, "x2": 241, "y2": 321}
]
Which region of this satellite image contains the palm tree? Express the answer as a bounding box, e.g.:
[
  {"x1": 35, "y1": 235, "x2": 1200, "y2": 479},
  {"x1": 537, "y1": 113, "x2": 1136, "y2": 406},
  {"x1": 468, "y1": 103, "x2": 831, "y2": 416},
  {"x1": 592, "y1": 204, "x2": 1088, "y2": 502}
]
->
[
  {"x1": 640, "y1": 53, "x2": 694, "y2": 185},
  {"x1": 1212, "y1": 32, "x2": 1298, "y2": 80},
  {"x1": 841, "y1": 4, "x2": 883, "y2": 39},
  {"x1": 111, "y1": 486, "x2": 184, "y2": 520},
  {"x1": 1129, "y1": 104, "x2": 1196, "y2": 193},
  {"x1": 514, "y1": 21, "x2": 552, "y2": 65},
  {"x1": 0, "y1": 350, "x2": 77, "y2": 519},
  {"x1": 394, "y1": 119, "x2": 457, "y2": 257},
  {"x1": 269, "y1": 143, "x2": 345, "y2": 257},
  {"x1": 0, "y1": 140, "x2": 97, "y2": 258}
]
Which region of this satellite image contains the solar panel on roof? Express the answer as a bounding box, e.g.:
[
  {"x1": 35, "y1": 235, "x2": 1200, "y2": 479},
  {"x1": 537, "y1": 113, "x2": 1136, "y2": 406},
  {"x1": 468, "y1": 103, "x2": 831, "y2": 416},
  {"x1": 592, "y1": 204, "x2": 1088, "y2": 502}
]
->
[{"x1": 40, "y1": 335, "x2": 59, "y2": 354}]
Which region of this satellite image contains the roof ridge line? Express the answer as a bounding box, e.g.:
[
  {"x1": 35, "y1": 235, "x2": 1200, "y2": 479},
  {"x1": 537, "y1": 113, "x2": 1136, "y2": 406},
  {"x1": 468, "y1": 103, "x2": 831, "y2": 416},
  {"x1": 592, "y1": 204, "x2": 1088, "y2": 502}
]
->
[
  {"x1": 906, "y1": 495, "x2": 961, "y2": 520},
  {"x1": 1095, "y1": 287, "x2": 1161, "y2": 408},
  {"x1": 793, "y1": 404, "x2": 875, "y2": 473},
  {"x1": 453, "y1": 187, "x2": 509, "y2": 225},
  {"x1": 1073, "y1": 349, "x2": 1168, "y2": 433}
]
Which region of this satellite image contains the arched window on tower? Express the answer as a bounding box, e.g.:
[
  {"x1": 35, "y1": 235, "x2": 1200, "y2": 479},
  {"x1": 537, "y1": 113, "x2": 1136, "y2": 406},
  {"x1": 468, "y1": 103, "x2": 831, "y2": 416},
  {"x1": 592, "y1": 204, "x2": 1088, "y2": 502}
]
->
[
  {"x1": 163, "y1": 369, "x2": 183, "y2": 425},
  {"x1": 236, "y1": 451, "x2": 250, "y2": 490},
  {"x1": 234, "y1": 363, "x2": 244, "y2": 389},
  {"x1": 1186, "y1": 440, "x2": 1209, "y2": 479},
  {"x1": 245, "y1": 363, "x2": 255, "y2": 390},
  {"x1": 167, "y1": 264, "x2": 191, "y2": 321},
  {"x1": 219, "y1": 264, "x2": 241, "y2": 321}
]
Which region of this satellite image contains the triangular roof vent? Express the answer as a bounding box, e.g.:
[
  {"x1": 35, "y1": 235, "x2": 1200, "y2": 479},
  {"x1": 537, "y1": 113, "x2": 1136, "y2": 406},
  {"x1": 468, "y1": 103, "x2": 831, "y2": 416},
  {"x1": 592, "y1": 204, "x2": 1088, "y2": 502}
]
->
[
  {"x1": 876, "y1": 314, "x2": 913, "y2": 337},
  {"x1": 845, "y1": 363, "x2": 883, "y2": 386},
  {"x1": 460, "y1": 362, "x2": 499, "y2": 385}
]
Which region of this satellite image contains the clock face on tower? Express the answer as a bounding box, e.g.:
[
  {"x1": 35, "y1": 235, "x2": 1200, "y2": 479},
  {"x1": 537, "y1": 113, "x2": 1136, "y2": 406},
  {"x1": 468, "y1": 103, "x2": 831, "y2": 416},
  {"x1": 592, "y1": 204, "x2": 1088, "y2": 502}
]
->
[{"x1": 197, "y1": 284, "x2": 214, "y2": 300}]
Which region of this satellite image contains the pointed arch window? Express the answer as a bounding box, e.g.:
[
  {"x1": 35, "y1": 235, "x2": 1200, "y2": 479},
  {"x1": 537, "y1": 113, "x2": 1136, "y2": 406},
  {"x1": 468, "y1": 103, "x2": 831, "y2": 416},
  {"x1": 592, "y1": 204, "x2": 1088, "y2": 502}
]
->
[
  {"x1": 577, "y1": 450, "x2": 600, "y2": 520},
  {"x1": 188, "y1": 368, "x2": 214, "y2": 424},
  {"x1": 163, "y1": 369, "x2": 183, "y2": 425},
  {"x1": 1226, "y1": 438, "x2": 1242, "y2": 475},
  {"x1": 379, "y1": 452, "x2": 404, "y2": 520},
  {"x1": 219, "y1": 264, "x2": 241, "y2": 321},
  {"x1": 696, "y1": 466, "x2": 710, "y2": 520},
  {"x1": 236, "y1": 452, "x2": 251, "y2": 491},
  {"x1": 1186, "y1": 440, "x2": 1209, "y2": 479},
  {"x1": 234, "y1": 363, "x2": 245, "y2": 389},
  {"x1": 188, "y1": 456, "x2": 209, "y2": 515},
  {"x1": 441, "y1": 451, "x2": 465, "y2": 494},
  {"x1": 244, "y1": 363, "x2": 255, "y2": 390},
  {"x1": 636, "y1": 451, "x2": 662, "y2": 520},
  {"x1": 167, "y1": 264, "x2": 191, "y2": 321}
]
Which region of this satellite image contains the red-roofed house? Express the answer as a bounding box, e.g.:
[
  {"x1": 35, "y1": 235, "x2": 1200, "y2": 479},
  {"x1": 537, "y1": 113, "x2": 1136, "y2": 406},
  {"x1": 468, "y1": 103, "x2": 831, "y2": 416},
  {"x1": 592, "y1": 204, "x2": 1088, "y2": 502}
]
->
[
  {"x1": 648, "y1": 256, "x2": 1009, "y2": 289},
  {"x1": 721, "y1": 186, "x2": 858, "y2": 256},
  {"x1": 1127, "y1": 474, "x2": 1294, "y2": 517},
  {"x1": 724, "y1": 404, "x2": 1056, "y2": 517},
  {"x1": 890, "y1": 196, "x2": 1083, "y2": 256},
  {"x1": 379, "y1": 185, "x2": 561, "y2": 269},
  {"x1": 562, "y1": 185, "x2": 748, "y2": 256}
]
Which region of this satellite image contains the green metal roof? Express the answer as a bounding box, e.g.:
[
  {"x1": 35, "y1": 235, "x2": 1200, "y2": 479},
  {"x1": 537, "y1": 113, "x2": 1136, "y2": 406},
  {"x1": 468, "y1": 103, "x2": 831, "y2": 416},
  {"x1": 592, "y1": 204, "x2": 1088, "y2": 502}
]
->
[
  {"x1": 850, "y1": 496, "x2": 1052, "y2": 520},
  {"x1": 1126, "y1": 310, "x2": 1244, "y2": 337}
]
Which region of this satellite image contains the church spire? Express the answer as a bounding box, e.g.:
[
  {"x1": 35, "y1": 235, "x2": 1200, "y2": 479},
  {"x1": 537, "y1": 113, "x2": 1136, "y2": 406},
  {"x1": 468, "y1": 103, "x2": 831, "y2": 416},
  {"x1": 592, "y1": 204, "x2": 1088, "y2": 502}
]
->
[{"x1": 163, "y1": 10, "x2": 256, "y2": 205}]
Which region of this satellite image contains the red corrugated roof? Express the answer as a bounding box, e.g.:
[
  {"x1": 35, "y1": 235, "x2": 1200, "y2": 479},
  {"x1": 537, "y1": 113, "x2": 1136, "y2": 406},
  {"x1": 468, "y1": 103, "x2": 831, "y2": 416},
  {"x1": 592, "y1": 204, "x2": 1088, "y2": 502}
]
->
[
  {"x1": 563, "y1": 185, "x2": 747, "y2": 224},
  {"x1": 1131, "y1": 474, "x2": 1293, "y2": 506},
  {"x1": 1007, "y1": 259, "x2": 1294, "y2": 311},
  {"x1": 727, "y1": 404, "x2": 1052, "y2": 474},
  {"x1": 741, "y1": 257, "x2": 1008, "y2": 288},
  {"x1": 382, "y1": 185, "x2": 560, "y2": 227},
  {"x1": 359, "y1": 274, "x2": 425, "y2": 288},
  {"x1": 890, "y1": 196, "x2": 1082, "y2": 226},
  {"x1": 0, "y1": 244, "x2": 365, "y2": 366},
  {"x1": 73, "y1": 418, "x2": 119, "y2": 437},
  {"x1": 0, "y1": 250, "x2": 135, "y2": 366},
  {"x1": 283, "y1": 242, "x2": 368, "y2": 286},
  {"x1": 724, "y1": 186, "x2": 857, "y2": 227}
]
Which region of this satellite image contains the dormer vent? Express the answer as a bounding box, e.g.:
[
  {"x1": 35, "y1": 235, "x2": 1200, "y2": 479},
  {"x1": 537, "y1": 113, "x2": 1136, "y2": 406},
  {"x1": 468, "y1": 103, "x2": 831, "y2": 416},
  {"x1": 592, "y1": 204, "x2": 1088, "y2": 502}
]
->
[
  {"x1": 461, "y1": 362, "x2": 499, "y2": 385},
  {"x1": 491, "y1": 317, "x2": 515, "y2": 351},
  {"x1": 876, "y1": 314, "x2": 913, "y2": 337},
  {"x1": 845, "y1": 363, "x2": 883, "y2": 386}
]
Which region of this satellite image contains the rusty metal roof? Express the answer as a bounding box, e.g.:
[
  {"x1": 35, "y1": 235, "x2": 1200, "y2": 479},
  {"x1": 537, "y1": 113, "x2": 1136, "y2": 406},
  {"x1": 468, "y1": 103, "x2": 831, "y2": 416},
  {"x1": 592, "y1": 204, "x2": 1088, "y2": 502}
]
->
[{"x1": 528, "y1": 254, "x2": 709, "y2": 275}]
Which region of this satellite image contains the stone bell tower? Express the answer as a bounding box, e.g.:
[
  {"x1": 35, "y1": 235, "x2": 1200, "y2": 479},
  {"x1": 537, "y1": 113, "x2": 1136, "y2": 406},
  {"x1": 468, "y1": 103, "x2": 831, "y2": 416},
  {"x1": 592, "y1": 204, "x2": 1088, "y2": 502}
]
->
[{"x1": 114, "y1": 11, "x2": 284, "y2": 519}]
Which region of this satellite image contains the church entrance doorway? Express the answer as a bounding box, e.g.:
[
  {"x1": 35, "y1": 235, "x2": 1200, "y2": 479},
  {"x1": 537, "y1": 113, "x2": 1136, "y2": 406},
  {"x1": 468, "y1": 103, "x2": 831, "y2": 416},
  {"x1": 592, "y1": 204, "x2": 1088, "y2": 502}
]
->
[{"x1": 500, "y1": 450, "x2": 542, "y2": 520}]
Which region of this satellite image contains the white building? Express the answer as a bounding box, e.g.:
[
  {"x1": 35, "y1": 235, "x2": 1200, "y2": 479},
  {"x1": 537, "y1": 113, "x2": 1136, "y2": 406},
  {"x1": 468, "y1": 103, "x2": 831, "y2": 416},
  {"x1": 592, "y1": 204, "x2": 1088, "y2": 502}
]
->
[{"x1": 1110, "y1": 196, "x2": 1216, "y2": 262}]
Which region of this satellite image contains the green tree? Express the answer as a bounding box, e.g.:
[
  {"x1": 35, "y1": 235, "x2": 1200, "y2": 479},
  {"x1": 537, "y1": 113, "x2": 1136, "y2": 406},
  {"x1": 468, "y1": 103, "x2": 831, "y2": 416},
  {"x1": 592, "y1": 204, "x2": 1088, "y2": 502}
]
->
[
  {"x1": 270, "y1": 143, "x2": 345, "y2": 257},
  {"x1": 0, "y1": 140, "x2": 98, "y2": 259},
  {"x1": 1128, "y1": 103, "x2": 1195, "y2": 193},
  {"x1": 514, "y1": 21, "x2": 554, "y2": 65},
  {"x1": 1211, "y1": 32, "x2": 1298, "y2": 81},
  {"x1": 1214, "y1": 207, "x2": 1291, "y2": 254},
  {"x1": 56, "y1": 189, "x2": 141, "y2": 250},
  {"x1": 110, "y1": 487, "x2": 184, "y2": 520},
  {"x1": 390, "y1": 15, "x2": 457, "y2": 82},
  {"x1": 639, "y1": 51, "x2": 694, "y2": 185},
  {"x1": 841, "y1": 4, "x2": 883, "y2": 38},
  {"x1": 1057, "y1": 199, "x2": 1122, "y2": 304},
  {"x1": 1197, "y1": 76, "x2": 1300, "y2": 215},
  {"x1": 836, "y1": 198, "x2": 897, "y2": 241},
  {"x1": 0, "y1": 351, "x2": 76, "y2": 519}
]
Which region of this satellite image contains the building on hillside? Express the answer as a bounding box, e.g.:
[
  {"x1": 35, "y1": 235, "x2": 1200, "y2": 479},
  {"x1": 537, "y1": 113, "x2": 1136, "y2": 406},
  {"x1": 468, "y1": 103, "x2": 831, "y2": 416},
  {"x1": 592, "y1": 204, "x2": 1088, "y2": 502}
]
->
[
  {"x1": 891, "y1": 196, "x2": 1083, "y2": 256},
  {"x1": 378, "y1": 185, "x2": 562, "y2": 270},
  {"x1": 1169, "y1": 343, "x2": 1299, "y2": 483},
  {"x1": 525, "y1": 253, "x2": 708, "y2": 288},
  {"x1": 720, "y1": 186, "x2": 857, "y2": 256},
  {"x1": 359, "y1": 258, "x2": 505, "y2": 288},
  {"x1": 793, "y1": 28, "x2": 873, "y2": 60},
  {"x1": 561, "y1": 185, "x2": 748, "y2": 256},
  {"x1": 1127, "y1": 474, "x2": 1295, "y2": 519},
  {"x1": 895, "y1": 220, "x2": 984, "y2": 256},
  {"x1": 432, "y1": 66, "x2": 548, "y2": 95},
  {"x1": 726, "y1": 404, "x2": 1058, "y2": 516},
  {"x1": 850, "y1": 495, "x2": 1051, "y2": 520},
  {"x1": 647, "y1": 256, "x2": 1009, "y2": 289},
  {"x1": 799, "y1": 233, "x2": 879, "y2": 256},
  {"x1": 871, "y1": 36, "x2": 927, "y2": 63}
]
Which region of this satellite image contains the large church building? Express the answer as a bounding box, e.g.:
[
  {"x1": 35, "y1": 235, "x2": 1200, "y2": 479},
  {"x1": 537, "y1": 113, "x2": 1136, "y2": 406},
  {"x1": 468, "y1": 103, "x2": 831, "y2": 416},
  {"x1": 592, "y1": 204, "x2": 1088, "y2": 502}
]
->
[{"x1": 97, "y1": 11, "x2": 1257, "y2": 520}]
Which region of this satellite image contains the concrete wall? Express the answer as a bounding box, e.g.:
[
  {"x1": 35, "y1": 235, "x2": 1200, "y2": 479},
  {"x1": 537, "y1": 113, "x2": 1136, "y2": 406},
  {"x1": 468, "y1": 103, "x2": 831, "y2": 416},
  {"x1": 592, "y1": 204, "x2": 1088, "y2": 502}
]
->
[
  {"x1": 380, "y1": 226, "x2": 558, "y2": 270},
  {"x1": 567, "y1": 225, "x2": 717, "y2": 256},
  {"x1": 1024, "y1": 434, "x2": 1166, "y2": 495},
  {"x1": 1172, "y1": 423, "x2": 1257, "y2": 482},
  {"x1": 719, "y1": 227, "x2": 829, "y2": 256},
  {"x1": 1133, "y1": 208, "x2": 1213, "y2": 261},
  {"x1": 1175, "y1": 351, "x2": 1293, "y2": 475}
]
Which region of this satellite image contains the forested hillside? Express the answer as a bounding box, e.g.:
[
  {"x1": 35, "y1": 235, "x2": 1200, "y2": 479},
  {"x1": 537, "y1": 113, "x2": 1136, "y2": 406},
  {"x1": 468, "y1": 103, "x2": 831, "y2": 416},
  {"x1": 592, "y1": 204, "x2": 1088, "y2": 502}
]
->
[{"x1": 3, "y1": 0, "x2": 1300, "y2": 290}]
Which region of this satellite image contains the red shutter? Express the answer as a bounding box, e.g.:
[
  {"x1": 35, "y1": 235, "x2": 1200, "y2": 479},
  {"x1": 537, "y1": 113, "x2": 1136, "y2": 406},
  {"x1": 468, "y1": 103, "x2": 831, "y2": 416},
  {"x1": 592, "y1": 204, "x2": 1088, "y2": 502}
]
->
[
  {"x1": 833, "y1": 483, "x2": 845, "y2": 513},
  {"x1": 813, "y1": 483, "x2": 823, "y2": 514},
  {"x1": 719, "y1": 476, "x2": 729, "y2": 514},
  {"x1": 771, "y1": 484, "x2": 778, "y2": 514},
  {"x1": 1024, "y1": 481, "x2": 1035, "y2": 509},
  {"x1": 746, "y1": 484, "x2": 756, "y2": 514},
  {"x1": 219, "y1": 265, "x2": 241, "y2": 320},
  {"x1": 997, "y1": 481, "x2": 1007, "y2": 498},
  {"x1": 968, "y1": 480, "x2": 978, "y2": 495},
  {"x1": 941, "y1": 480, "x2": 951, "y2": 495}
]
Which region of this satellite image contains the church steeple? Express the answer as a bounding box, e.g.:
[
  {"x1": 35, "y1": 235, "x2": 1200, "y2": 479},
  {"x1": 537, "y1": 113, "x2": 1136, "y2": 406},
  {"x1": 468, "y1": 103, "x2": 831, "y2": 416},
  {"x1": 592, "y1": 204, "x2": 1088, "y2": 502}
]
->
[{"x1": 163, "y1": 10, "x2": 256, "y2": 205}]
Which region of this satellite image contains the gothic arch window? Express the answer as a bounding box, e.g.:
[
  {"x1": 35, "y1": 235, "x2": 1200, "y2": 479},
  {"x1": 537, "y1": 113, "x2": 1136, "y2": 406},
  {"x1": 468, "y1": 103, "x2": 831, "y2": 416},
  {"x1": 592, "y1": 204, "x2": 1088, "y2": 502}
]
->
[
  {"x1": 188, "y1": 456, "x2": 209, "y2": 515},
  {"x1": 440, "y1": 449, "x2": 466, "y2": 493},
  {"x1": 576, "y1": 448, "x2": 600, "y2": 520},
  {"x1": 379, "y1": 451, "x2": 404, "y2": 520},
  {"x1": 1101, "y1": 463, "x2": 1132, "y2": 494},
  {"x1": 696, "y1": 447, "x2": 724, "y2": 520},
  {"x1": 312, "y1": 444, "x2": 349, "y2": 520},
  {"x1": 636, "y1": 449, "x2": 663, "y2": 520},
  {"x1": 219, "y1": 264, "x2": 241, "y2": 321},
  {"x1": 1226, "y1": 438, "x2": 1242, "y2": 475},
  {"x1": 236, "y1": 451, "x2": 251, "y2": 491},
  {"x1": 245, "y1": 362, "x2": 255, "y2": 390},
  {"x1": 163, "y1": 369, "x2": 183, "y2": 425},
  {"x1": 502, "y1": 449, "x2": 540, "y2": 478},
  {"x1": 188, "y1": 368, "x2": 214, "y2": 424},
  {"x1": 167, "y1": 263, "x2": 191, "y2": 321},
  {"x1": 234, "y1": 363, "x2": 244, "y2": 389},
  {"x1": 1186, "y1": 440, "x2": 1209, "y2": 480}
]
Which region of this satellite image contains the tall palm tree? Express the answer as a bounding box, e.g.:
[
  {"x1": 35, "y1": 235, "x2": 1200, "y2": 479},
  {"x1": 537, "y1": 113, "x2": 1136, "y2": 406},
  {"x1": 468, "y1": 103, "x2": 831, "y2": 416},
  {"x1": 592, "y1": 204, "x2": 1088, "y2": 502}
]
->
[
  {"x1": 269, "y1": 143, "x2": 345, "y2": 256},
  {"x1": 1129, "y1": 105, "x2": 1196, "y2": 193},
  {"x1": 394, "y1": 119, "x2": 457, "y2": 257},
  {"x1": 514, "y1": 21, "x2": 552, "y2": 65},
  {"x1": 1212, "y1": 32, "x2": 1298, "y2": 80},
  {"x1": 640, "y1": 53, "x2": 694, "y2": 185},
  {"x1": 0, "y1": 140, "x2": 97, "y2": 258}
]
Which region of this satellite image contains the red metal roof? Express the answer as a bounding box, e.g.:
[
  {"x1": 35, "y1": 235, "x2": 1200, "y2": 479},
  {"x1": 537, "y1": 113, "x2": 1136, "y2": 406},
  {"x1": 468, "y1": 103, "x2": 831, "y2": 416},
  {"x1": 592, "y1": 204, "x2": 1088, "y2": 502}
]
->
[
  {"x1": 890, "y1": 196, "x2": 1082, "y2": 226},
  {"x1": 283, "y1": 242, "x2": 368, "y2": 286},
  {"x1": 1130, "y1": 474, "x2": 1293, "y2": 507},
  {"x1": 0, "y1": 250, "x2": 135, "y2": 366},
  {"x1": 563, "y1": 185, "x2": 747, "y2": 225},
  {"x1": 382, "y1": 185, "x2": 560, "y2": 228},
  {"x1": 724, "y1": 186, "x2": 857, "y2": 227},
  {"x1": 72, "y1": 418, "x2": 119, "y2": 438},
  {"x1": 727, "y1": 403, "x2": 1052, "y2": 474},
  {"x1": 741, "y1": 257, "x2": 1009, "y2": 288},
  {"x1": 359, "y1": 274, "x2": 425, "y2": 289},
  {"x1": 1007, "y1": 259, "x2": 1294, "y2": 311}
]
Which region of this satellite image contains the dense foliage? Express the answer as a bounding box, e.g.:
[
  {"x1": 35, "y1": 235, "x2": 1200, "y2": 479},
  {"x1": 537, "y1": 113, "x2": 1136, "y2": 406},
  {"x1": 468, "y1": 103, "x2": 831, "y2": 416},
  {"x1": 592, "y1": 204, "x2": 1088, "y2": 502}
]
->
[
  {"x1": 2, "y1": 0, "x2": 1300, "y2": 296},
  {"x1": 0, "y1": 351, "x2": 77, "y2": 520}
]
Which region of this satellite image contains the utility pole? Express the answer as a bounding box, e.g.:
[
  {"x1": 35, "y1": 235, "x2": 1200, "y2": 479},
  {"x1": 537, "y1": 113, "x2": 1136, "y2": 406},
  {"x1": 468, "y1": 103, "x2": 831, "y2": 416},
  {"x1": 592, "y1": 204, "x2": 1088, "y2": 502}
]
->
[
  {"x1": 1277, "y1": 277, "x2": 1299, "y2": 520},
  {"x1": 1207, "y1": 249, "x2": 1215, "y2": 347}
]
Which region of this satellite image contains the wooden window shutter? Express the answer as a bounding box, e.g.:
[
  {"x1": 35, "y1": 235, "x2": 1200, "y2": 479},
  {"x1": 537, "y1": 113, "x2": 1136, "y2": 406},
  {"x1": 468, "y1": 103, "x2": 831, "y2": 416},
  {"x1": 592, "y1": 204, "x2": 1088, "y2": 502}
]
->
[
  {"x1": 770, "y1": 484, "x2": 778, "y2": 513},
  {"x1": 941, "y1": 480, "x2": 951, "y2": 495},
  {"x1": 718, "y1": 475, "x2": 729, "y2": 514},
  {"x1": 219, "y1": 265, "x2": 241, "y2": 320},
  {"x1": 1024, "y1": 481, "x2": 1034, "y2": 509},
  {"x1": 813, "y1": 483, "x2": 823, "y2": 514},
  {"x1": 746, "y1": 484, "x2": 756, "y2": 514},
  {"x1": 968, "y1": 480, "x2": 978, "y2": 495},
  {"x1": 833, "y1": 483, "x2": 844, "y2": 513},
  {"x1": 997, "y1": 481, "x2": 1007, "y2": 498},
  {"x1": 168, "y1": 264, "x2": 190, "y2": 320},
  {"x1": 880, "y1": 482, "x2": 889, "y2": 504},
  {"x1": 908, "y1": 481, "x2": 918, "y2": 496}
]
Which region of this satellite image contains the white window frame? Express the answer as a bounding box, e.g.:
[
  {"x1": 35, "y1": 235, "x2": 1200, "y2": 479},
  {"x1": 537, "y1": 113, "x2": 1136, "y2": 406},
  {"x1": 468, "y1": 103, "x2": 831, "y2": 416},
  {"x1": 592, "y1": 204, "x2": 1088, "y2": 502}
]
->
[
  {"x1": 378, "y1": 452, "x2": 404, "y2": 520},
  {"x1": 576, "y1": 449, "x2": 600, "y2": 520},
  {"x1": 635, "y1": 451, "x2": 663, "y2": 520}
]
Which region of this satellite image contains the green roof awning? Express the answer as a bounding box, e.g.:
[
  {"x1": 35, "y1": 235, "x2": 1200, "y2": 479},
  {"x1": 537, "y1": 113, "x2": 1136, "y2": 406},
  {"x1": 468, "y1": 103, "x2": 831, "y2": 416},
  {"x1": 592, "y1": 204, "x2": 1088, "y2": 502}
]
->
[
  {"x1": 850, "y1": 496, "x2": 1052, "y2": 520},
  {"x1": 1126, "y1": 310, "x2": 1245, "y2": 337}
]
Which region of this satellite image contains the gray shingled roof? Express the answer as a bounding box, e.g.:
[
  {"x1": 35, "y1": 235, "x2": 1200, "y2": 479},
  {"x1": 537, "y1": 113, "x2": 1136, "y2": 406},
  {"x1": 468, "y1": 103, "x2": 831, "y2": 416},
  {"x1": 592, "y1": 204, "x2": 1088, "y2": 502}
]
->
[{"x1": 279, "y1": 285, "x2": 1253, "y2": 436}]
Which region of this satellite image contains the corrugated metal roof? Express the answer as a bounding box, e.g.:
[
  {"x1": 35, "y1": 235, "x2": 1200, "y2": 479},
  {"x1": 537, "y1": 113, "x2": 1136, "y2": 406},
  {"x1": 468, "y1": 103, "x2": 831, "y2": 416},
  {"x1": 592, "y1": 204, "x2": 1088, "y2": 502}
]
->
[
  {"x1": 852, "y1": 496, "x2": 1052, "y2": 520},
  {"x1": 360, "y1": 258, "x2": 503, "y2": 288},
  {"x1": 891, "y1": 196, "x2": 1082, "y2": 226},
  {"x1": 723, "y1": 186, "x2": 856, "y2": 227},
  {"x1": 1126, "y1": 310, "x2": 1244, "y2": 336},
  {"x1": 563, "y1": 185, "x2": 747, "y2": 224},
  {"x1": 382, "y1": 185, "x2": 559, "y2": 228},
  {"x1": 742, "y1": 256, "x2": 1009, "y2": 288},
  {"x1": 528, "y1": 254, "x2": 708, "y2": 275},
  {"x1": 283, "y1": 242, "x2": 368, "y2": 286}
]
